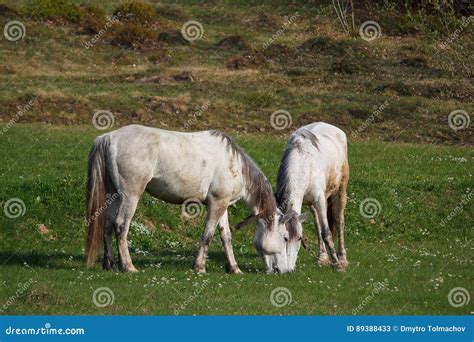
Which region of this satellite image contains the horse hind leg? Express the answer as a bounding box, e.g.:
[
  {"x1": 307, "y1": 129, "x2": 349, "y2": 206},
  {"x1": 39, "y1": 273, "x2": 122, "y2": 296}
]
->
[
  {"x1": 313, "y1": 193, "x2": 344, "y2": 272},
  {"x1": 114, "y1": 193, "x2": 140, "y2": 272},
  {"x1": 103, "y1": 190, "x2": 121, "y2": 270},
  {"x1": 333, "y1": 186, "x2": 349, "y2": 270}
]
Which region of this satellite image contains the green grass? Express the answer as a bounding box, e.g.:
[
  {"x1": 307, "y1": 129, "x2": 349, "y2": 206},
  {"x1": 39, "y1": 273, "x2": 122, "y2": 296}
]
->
[{"x1": 0, "y1": 124, "x2": 472, "y2": 315}]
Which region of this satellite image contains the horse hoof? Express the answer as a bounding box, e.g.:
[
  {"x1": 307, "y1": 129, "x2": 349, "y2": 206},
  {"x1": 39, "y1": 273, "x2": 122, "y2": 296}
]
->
[
  {"x1": 229, "y1": 267, "x2": 243, "y2": 275},
  {"x1": 333, "y1": 262, "x2": 347, "y2": 272},
  {"x1": 225, "y1": 263, "x2": 243, "y2": 274},
  {"x1": 102, "y1": 260, "x2": 114, "y2": 271},
  {"x1": 339, "y1": 258, "x2": 349, "y2": 268},
  {"x1": 317, "y1": 254, "x2": 330, "y2": 266},
  {"x1": 120, "y1": 264, "x2": 138, "y2": 273},
  {"x1": 194, "y1": 265, "x2": 206, "y2": 274}
]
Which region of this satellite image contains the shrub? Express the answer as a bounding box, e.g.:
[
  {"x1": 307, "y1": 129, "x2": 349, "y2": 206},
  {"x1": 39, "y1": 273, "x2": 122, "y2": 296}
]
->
[
  {"x1": 0, "y1": 4, "x2": 19, "y2": 17},
  {"x1": 113, "y1": 1, "x2": 155, "y2": 22},
  {"x1": 109, "y1": 22, "x2": 155, "y2": 48},
  {"x1": 78, "y1": 4, "x2": 107, "y2": 34},
  {"x1": 23, "y1": 0, "x2": 82, "y2": 23},
  {"x1": 330, "y1": 57, "x2": 364, "y2": 75},
  {"x1": 298, "y1": 37, "x2": 351, "y2": 56}
]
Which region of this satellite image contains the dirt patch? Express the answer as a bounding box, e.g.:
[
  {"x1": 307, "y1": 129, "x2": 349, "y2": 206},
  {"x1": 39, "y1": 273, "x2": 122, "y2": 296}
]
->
[
  {"x1": 399, "y1": 56, "x2": 428, "y2": 68},
  {"x1": 155, "y1": 4, "x2": 189, "y2": 21},
  {"x1": 158, "y1": 30, "x2": 188, "y2": 45},
  {"x1": 173, "y1": 71, "x2": 195, "y2": 82},
  {"x1": 145, "y1": 94, "x2": 191, "y2": 115},
  {"x1": 249, "y1": 10, "x2": 281, "y2": 30},
  {"x1": 216, "y1": 35, "x2": 251, "y2": 51}
]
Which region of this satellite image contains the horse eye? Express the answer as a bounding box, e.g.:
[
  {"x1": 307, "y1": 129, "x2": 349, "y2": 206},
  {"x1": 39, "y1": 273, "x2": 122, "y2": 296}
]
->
[{"x1": 284, "y1": 236, "x2": 289, "y2": 242}]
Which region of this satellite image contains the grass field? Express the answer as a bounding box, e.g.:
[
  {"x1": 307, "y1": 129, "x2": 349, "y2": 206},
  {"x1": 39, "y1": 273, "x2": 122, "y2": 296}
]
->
[{"x1": 0, "y1": 124, "x2": 472, "y2": 315}]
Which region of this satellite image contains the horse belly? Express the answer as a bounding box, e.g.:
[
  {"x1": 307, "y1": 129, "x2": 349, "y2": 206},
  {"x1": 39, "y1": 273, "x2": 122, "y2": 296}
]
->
[{"x1": 145, "y1": 175, "x2": 210, "y2": 204}]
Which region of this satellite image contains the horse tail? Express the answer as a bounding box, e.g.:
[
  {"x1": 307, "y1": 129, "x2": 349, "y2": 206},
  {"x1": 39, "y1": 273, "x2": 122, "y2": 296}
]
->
[
  {"x1": 327, "y1": 199, "x2": 337, "y2": 239},
  {"x1": 86, "y1": 135, "x2": 109, "y2": 267}
]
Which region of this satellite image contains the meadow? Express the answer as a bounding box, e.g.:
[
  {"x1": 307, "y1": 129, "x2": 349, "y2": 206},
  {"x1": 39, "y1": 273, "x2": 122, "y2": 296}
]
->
[
  {"x1": 0, "y1": 0, "x2": 472, "y2": 315},
  {"x1": 0, "y1": 124, "x2": 472, "y2": 315}
]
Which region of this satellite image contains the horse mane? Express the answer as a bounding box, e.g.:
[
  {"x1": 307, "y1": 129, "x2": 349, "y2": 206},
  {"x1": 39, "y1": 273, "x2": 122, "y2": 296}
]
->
[
  {"x1": 210, "y1": 130, "x2": 276, "y2": 220},
  {"x1": 286, "y1": 214, "x2": 300, "y2": 241},
  {"x1": 275, "y1": 128, "x2": 319, "y2": 211}
]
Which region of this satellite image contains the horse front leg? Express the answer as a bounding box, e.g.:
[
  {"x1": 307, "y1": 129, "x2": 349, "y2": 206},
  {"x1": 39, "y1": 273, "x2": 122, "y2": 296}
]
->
[
  {"x1": 311, "y1": 205, "x2": 330, "y2": 266},
  {"x1": 218, "y1": 210, "x2": 243, "y2": 274},
  {"x1": 194, "y1": 200, "x2": 227, "y2": 274}
]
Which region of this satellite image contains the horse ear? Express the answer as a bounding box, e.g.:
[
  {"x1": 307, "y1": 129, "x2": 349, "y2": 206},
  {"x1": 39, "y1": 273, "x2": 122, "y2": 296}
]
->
[
  {"x1": 280, "y1": 213, "x2": 292, "y2": 225},
  {"x1": 298, "y1": 212, "x2": 309, "y2": 223},
  {"x1": 232, "y1": 215, "x2": 256, "y2": 230}
]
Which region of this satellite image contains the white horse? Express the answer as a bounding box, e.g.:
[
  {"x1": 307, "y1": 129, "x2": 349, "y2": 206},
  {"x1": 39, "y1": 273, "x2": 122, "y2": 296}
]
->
[
  {"x1": 86, "y1": 124, "x2": 291, "y2": 274},
  {"x1": 275, "y1": 122, "x2": 349, "y2": 272}
]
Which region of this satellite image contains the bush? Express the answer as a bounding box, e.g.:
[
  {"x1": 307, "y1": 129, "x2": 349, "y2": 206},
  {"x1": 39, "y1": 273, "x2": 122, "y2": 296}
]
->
[
  {"x1": 23, "y1": 0, "x2": 82, "y2": 23},
  {"x1": 78, "y1": 4, "x2": 107, "y2": 34},
  {"x1": 113, "y1": 1, "x2": 155, "y2": 22},
  {"x1": 0, "y1": 4, "x2": 19, "y2": 17},
  {"x1": 109, "y1": 22, "x2": 155, "y2": 48},
  {"x1": 330, "y1": 57, "x2": 364, "y2": 75},
  {"x1": 298, "y1": 37, "x2": 351, "y2": 56}
]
